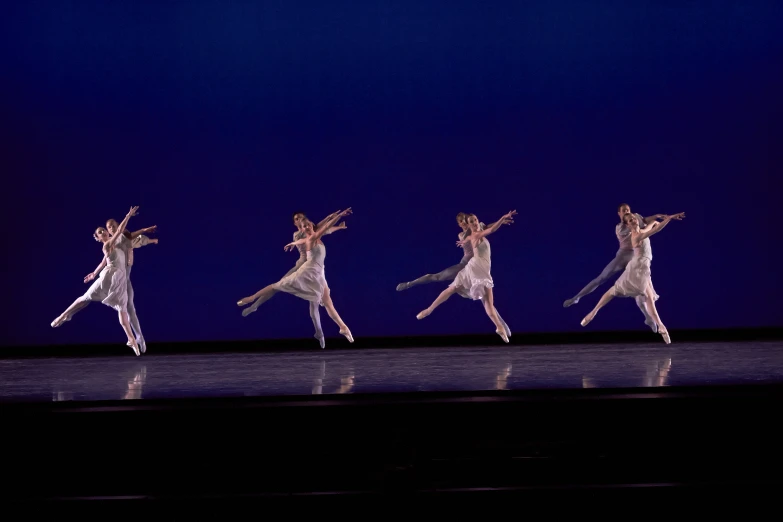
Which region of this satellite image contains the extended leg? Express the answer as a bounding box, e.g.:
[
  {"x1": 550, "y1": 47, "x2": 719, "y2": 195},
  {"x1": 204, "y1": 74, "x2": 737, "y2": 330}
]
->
[
  {"x1": 494, "y1": 307, "x2": 511, "y2": 337},
  {"x1": 397, "y1": 263, "x2": 464, "y2": 291},
  {"x1": 416, "y1": 286, "x2": 458, "y2": 319},
  {"x1": 481, "y1": 288, "x2": 508, "y2": 343},
  {"x1": 643, "y1": 286, "x2": 670, "y2": 344},
  {"x1": 309, "y1": 301, "x2": 325, "y2": 348},
  {"x1": 118, "y1": 309, "x2": 140, "y2": 356},
  {"x1": 238, "y1": 283, "x2": 277, "y2": 310},
  {"x1": 321, "y1": 286, "x2": 353, "y2": 343},
  {"x1": 580, "y1": 287, "x2": 616, "y2": 326},
  {"x1": 51, "y1": 296, "x2": 90, "y2": 327},
  {"x1": 242, "y1": 288, "x2": 280, "y2": 316},
  {"x1": 635, "y1": 295, "x2": 657, "y2": 333},
  {"x1": 564, "y1": 251, "x2": 631, "y2": 307}
]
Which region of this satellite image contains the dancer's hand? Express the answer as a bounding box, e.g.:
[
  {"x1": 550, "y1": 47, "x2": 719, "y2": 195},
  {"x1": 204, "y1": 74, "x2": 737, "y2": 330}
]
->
[
  {"x1": 668, "y1": 212, "x2": 685, "y2": 220},
  {"x1": 145, "y1": 225, "x2": 157, "y2": 234},
  {"x1": 284, "y1": 242, "x2": 298, "y2": 252},
  {"x1": 84, "y1": 272, "x2": 96, "y2": 283},
  {"x1": 339, "y1": 207, "x2": 352, "y2": 217},
  {"x1": 456, "y1": 238, "x2": 467, "y2": 247},
  {"x1": 127, "y1": 206, "x2": 139, "y2": 217},
  {"x1": 503, "y1": 210, "x2": 517, "y2": 220},
  {"x1": 335, "y1": 221, "x2": 347, "y2": 229}
]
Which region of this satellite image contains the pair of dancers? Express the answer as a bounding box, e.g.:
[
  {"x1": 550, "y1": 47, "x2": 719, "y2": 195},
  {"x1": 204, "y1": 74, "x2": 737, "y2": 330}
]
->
[
  {"x1": 51, "y1": 206, "x2": 158, "y2": 355},
  {"x1": 398, "y1": 210, "x2": 517, "y2": 343},
  {"x1": 237, "y1": 208, "x2": 355, "y2": 349}
]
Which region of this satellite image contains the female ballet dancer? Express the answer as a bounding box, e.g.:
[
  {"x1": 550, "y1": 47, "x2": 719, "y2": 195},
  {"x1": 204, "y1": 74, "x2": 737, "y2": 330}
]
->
[
  {"x1": 416, "y1": 210, "x2": 517, "y2": 343},
  {"x1": 51, "y1": 206, "x2": 142, "y2": 356},
  {"x1": 397, "y1": 212, "x2": 512, "y2": 338},
  {"x1": 579, "y1": 212, "x2": 685, "y2": 344},
  {"x1": 237, "y1": 209, "x2": 354, "y2": 348},
  {"x1": 240, "y1": 211, "x2": 346, "y2": 317},
  {"x1": 85, "y1": 219, "x2": 157, "y2": 354}
]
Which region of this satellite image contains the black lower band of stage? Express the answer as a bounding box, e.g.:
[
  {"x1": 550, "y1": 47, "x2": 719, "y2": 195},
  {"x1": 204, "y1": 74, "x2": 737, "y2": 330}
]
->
[{"x1": 4, "y1": 383, "x2": 783, "y2": 508}]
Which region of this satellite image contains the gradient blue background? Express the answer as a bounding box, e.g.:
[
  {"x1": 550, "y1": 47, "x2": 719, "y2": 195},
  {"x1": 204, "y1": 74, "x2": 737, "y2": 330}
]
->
[{"x1": 2, "y1": 0, "x2": 781, "y2": 347}]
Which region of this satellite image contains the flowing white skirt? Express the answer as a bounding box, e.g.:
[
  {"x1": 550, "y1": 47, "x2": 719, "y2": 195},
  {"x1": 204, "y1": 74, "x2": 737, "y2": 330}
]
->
[
  {"x1": 450, "y1": 257, "x2": 493, "y2": 301},
  {"x1": 273, "y1": 260, "x2": 327, "y2": 305},
  {"x1": 612, "y1": 256, "x2": 659, "y2": 301},
  {"x1": 83, "y1": 266, "x2": 128, "y2": 311}
]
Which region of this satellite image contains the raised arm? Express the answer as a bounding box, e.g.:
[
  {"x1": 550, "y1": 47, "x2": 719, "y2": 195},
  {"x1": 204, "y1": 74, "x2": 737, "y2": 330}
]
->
[
  {"x1": 131, "y1": 235, "x2": 156, "y2": 248},
  {"x1": 471, "y1": 210, "x2": 516, "y2": 241},
  {"x1": 312, "y1": 208, "x2": 351, "y2": 241},
  {"x1": 323, "y1": 222, "x2": 347, "y2": 235},
  {"x1": 643, "y1": 214, "x2": 664, "y2": 224},
  {"x1": 107, "y1": 206, "x2": 139, "y2": 249},
  {"x1": 634, "y1": 213, "x2": 684, "y2": 244}
]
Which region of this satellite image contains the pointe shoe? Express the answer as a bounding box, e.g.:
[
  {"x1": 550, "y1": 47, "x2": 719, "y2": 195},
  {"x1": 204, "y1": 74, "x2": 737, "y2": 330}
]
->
[
  {"x1": 51, "y1": 315, "x2": 70, "y2": 328},
  {"x1": 563, "y1": 298, "x2": 578, "y2": 308},
  {"x1": 416, "y1": 309, "x2": 431, "y2": 320},
  {"x1": 496, "y1": 330, "x2": 509, "y2": 343},
  {"x1": 237, "y1": 297, "x2": 254, "y2": 307},
  {"x1": 241, "y1": 306, "x2": 257, "y2": 318},
  {"x1": 315, "y1": 334, "x2": 326, "y2": 349},
  {"x1": 127, "y1": 341, "x2": 141, "y2": 357},
  {"x1": 660, "y1": 330, "x2": 671, "y2": 344},
  {"x1": 137, "y1": 337, "x2": 146, "y2": 354},
  {"x1": 645, "y1": 319, "x2": 658, "y2": 333},
  {"x1": 396, "y1": 282, "x2": 410, "y2": 292},
  {"x1": 580, "y1": 313, "x2": 595, "y2": 327},
  {"x1": 339, "y1": 329, "x2": 354, "y2": 343}
]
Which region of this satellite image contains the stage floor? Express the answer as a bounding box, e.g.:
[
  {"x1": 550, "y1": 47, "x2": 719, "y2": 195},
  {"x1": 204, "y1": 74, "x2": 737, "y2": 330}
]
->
[{"x1": 2, "y1": 340, "x2": 782, "y2": 403}]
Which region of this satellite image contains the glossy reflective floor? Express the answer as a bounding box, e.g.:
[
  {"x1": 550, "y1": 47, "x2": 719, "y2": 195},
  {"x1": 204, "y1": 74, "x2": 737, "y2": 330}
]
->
[{"x1": 2, "y1": 341, "x2": 782, "y2": 402}]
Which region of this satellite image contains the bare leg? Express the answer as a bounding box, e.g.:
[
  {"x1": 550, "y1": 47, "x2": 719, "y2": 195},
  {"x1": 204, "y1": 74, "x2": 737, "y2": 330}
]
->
[
  {"x1": 397, "y1": 263, "x2": 464, "y2": 291},
  {"x1": 494, "y1": 307, "x2": 511, "y2": 337},
  {"x1": 416, "y1": 286, "x2": 458, "y2": 319},
  {"x1": 238, "y1": 283, "x2": 277, "y2": 309},
  {"x1": 321, "y1": 286, "x2": 353, "y2": 343},
  {"x1": 564, "y1": 250, "x2": 631, "y2": 307},
  {"x1": 242, "y1": 288, "x2": 280, "y2": 316},
  {"x1": 51, "y1": 297, "x2": 90, "y2": 327},
  {"x1": 580, "y1": 287, "x2": 616, "y2": 326},
  {"x1": 309, "y1": 301, "x2": 325, "y2": 348},
  {"x1": 482, "y1": 288, "x2": 508, "y2": 343},
  {"x1": 119, "y1": 309, "x2": 140, "y2": 356},
  {"x1": 643, "y1": 286, "x2": 670, "y2": 344}
]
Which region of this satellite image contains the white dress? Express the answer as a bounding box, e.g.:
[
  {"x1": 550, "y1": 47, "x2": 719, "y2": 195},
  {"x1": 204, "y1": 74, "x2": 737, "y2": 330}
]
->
[
  {"x1": 612, "y1": 236, "x2": 659, "y2": 301},
  {"x1": 450, "y1": 237, "x2": 494, "y2": 300},
  {"x1": 83, "y1": 236, "x2": 130, "y2": 311},
  {"x1": 273, "y1": 242, "x2": 328, "y2": 305}
]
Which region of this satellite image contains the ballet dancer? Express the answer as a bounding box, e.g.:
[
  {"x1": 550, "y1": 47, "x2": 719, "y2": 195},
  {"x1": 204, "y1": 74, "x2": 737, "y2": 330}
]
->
[
  {"x1": 416, "y1": 210, "x2": 516, "y2": 343},
  {"x1": 240, "y1": 211, "x2": 346, "y2": 317},
  {"x1": 51, "y1": 206, "x2": 142, "y2": 356},
  {"x1": 563, "y1": 203, "x2": 683, "y2": 332},
  {"x1": 579, "y1": 212, "x2": 685, "y2": 344},
  {"x1": 237, "y1": 209, "x2": 354, "y2": 348},
  {"x1": 85, "y1": 219, "x2": 158, "y2": 353},
  {"x1": 396, "y1": 212, "x2": 512, "y2": 338}
]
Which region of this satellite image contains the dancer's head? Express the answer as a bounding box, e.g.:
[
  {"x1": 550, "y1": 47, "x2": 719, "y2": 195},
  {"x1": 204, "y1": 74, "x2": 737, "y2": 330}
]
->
[
  {"x1": 299, "y1": 219, "x2": 316, "y2": 236},
  {"x1": 466, "y1": 214, "x2": 481, "y2": 232},
  {"x1": 622, "y1": 212, "x2": 640, "y2": 230},
  {"x1": 105, "y1": 219, "x2": 119, "y2": 236},
  {"x1": 617, "y1": 203, "x2": 632, "y2": 221},
  {"x1": 93, "y1": 227, "x2": 110, "y2": 243},
  {"x1": 292, "y1": 212, "x2": 306, "y2": 226},
  {"x1": 456, "y1": 212, "x2": 468, "y2": 230}
]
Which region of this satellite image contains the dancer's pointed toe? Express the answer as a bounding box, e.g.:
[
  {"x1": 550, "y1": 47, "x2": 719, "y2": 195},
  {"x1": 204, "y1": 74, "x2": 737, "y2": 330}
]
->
[
  {"x1": 416, "y1": 309, "x2": 431, "y2": 320},
  {"x1": 496, "y1": 330, "x2": 509, "y2": 343},
  {"x1": 339, "y1": 329, "x2": 354, "y2": 343}
]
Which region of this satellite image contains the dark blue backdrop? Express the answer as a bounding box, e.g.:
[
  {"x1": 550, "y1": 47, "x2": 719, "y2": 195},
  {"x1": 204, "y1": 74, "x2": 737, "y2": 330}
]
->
[{"x1": 2, "y1": 1, "x2": 782, "y2": 347}]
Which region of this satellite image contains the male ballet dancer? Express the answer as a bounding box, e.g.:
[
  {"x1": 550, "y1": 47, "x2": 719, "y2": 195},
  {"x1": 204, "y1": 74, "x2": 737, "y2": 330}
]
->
[
  {"x1": 563, "y1": 203, "x2": 682, "y2": 332},
  {"x1": 85, "y1": 220, "x2": 157, "y2": 353}
]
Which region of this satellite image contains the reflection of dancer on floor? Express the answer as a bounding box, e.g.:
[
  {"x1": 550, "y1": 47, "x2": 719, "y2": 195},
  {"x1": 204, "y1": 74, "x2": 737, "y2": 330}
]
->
[
  {"x1": 564, "y1": 204, "x2": 683, "y2": 333},
  {"x1": 397, "y1": 212, "x2": 512, "y2": 338},
  {"x1": 580, "y1": 212, "x2": 685, "y2": 344},
  {"x1": 241, "y1": 211, "x2": 346, "y2": 317},
  {"x1": 416, "y1": 210, "x2": 516, "y2": 343},
  {"x1": 122, "y1": 366, "x2": 147, "y2": 400},
  {"x1": 237, "y1": 209, "x2": 354, "y2": 348},
  {"x1": 51, "y1": 206, "x2": 142, "y2": 356},
  {"x1": 85, "y1": 219, "x2": 157, "y2": 353}
]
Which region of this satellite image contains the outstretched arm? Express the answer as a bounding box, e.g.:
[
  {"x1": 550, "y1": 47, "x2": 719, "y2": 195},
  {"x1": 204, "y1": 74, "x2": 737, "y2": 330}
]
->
[
  {"x1": 323, "y1": 222, "x2": 347, "y2": 235},
  {"x1": 284, "y1": 238, "x2": 308, "y2": 252},
  {"x1": 471, "y1": 210, "x2": 517, "y2": 241},
  {"x1": 312, "y1": 208, "x2": 352, "y2": 241},
  {"x1": 107, "y1": 206, "x2": 139, "y2": 250},
  {"x1": 132, "y1": 235, "x2": 157, "y2": 248},
  {"x1": 643, "y1": 214, "x2": 664, "y2": 224},
  {"x1": 635, "y1": 213, "x2": 684, "y2": 243},
  {"x1": 129, "y1": 225, "x2": 157, "y2": 240},
  {"x1": 84, "y1": 256, "x2": 108, "y2": 283}
]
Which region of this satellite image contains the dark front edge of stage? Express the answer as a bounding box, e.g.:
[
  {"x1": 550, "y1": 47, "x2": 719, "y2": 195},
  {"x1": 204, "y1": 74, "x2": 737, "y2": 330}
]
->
[
  {"x1": 4, "y1": 384, "x2": 783, "y2": 509},
  {"x1": 3, "y1": 327, "x2": 782, "y2": 357}
]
